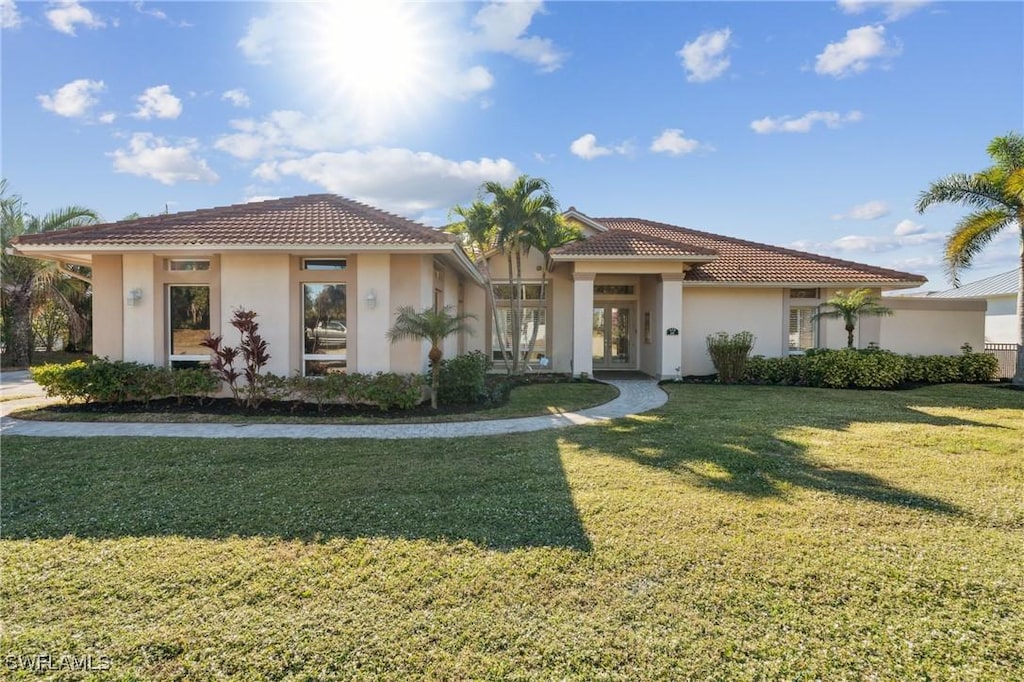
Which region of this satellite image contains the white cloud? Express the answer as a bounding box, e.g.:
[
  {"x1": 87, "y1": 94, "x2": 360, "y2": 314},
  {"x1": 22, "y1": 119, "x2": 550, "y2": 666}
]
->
[
  {"x1": 46, "y1": 1, "x2": 105, "y2": 35},
  {"x1": 245, "y1": 195, "x2": 280, "y2": 204},
  {"x1": 815, "y1": 25, "x2": 897, "y2": 77},
  {"x1": 793, "y1": 229, "x2": 943, "y2": 255},
  {"x1": 678, "y1": 28, "x2": 732, "y2": 83},
  {"x1": 110, "y1": 133, "x2": 219, "y2": 185},
  {"x1": 447, "y1": 66, "x2": 495, "y2": 99},
  {"x1": 238, "y1": 14, "x2": 275, "y2": 64},
  {"x1": 893, "y1": 219, "x2": 926, "y2": 236},
  {"x1": 98, "y1": 111, "x2": 117, "y2": 124},
  {"x1": 831, "y1": 200, "x2": 890, "y2": 221},
  {"x1": 221, "y1": 88, "x2": 251, "y2": 108},
  {"x1": 569, "y1": 133, "x2": 631, "y2": 160},
  {"x1": 215, "y1": 111, "x2": 375, "y2": 161},
  {"x1": 132, "y1": 85, "x2": 183, "y2": 119},
  {"x1": 837, "y1": 1, "x2": 931, "y2": 22},
  {"x1": 750, "y1": 110, "x2": 863, "y2": 134},
  {"x1": 261, "y1": 148, "x2": 519, "y2": 215},
  {"x1": 470, "y1": 1, "x2": 566, "y2": 72},
  {"x1": 2, "y1": 0, "x2": 22, "y2": 29},
  {"x1": 37, "y1": 78, "x2": 105, "y2": 118},
  {"x1": 650, "y1": 129, "x2": 704, "y2": 156}
]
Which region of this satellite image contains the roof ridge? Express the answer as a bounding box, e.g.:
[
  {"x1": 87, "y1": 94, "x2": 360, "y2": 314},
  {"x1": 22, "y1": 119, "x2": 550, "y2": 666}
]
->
[
  {"x1": 596, "y1": 217, "x2": 926, "y2": 282},
  {"x1": 553, "y1": 226, "x2": 718, "y2": 256}
]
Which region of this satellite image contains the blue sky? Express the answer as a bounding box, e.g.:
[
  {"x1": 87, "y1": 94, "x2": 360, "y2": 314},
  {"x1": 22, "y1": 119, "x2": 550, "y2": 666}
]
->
[{"x1": 3, "y1": 0, "x2": 1021, "y2": 290}]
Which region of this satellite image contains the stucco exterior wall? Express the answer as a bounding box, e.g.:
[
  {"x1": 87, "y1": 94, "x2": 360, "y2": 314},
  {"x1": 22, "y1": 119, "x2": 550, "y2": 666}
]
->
[
  {"x1": 681, "y1": 287, "x2": 786, "y2": 375},
  {"x1": 462, "y1": 281, "x2": 487, "y2": 356},
  {"x1": 550, "y1": 272, "x2": 573, "y2": 373},
  {"x1": 91, "y1": 254, "x2": 123, "y2": 360},
  {"x1": 121, "y1": 253, "x2": 158, "y2": 364},
  {"x1": 637, "y1": 276, "x2": 659, "y2": 377},
  {"x1": 984, "y1": 295, "x2": 1017, "y2": 343},
  {"x1": 356, "y1": 253, "x2": 392, "y2": 373},
  {"x1": 221, "y1": 254, "x2": 291, "y2": 376},
  {"x1": 388, "y1": 254, "x2": 432, "y2": 374},
  {"x1": 881, "y1": 297, "x2": 986, "y2": 354}
]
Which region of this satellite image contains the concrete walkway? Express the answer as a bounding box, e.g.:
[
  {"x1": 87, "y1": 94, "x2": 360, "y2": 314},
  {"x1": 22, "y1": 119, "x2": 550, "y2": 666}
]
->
[{"x1": 0, "y1": 379, "x2": 667, "y2": 440}]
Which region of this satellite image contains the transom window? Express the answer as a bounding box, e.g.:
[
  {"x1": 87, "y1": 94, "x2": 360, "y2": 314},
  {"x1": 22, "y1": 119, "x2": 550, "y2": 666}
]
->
[
  {"x1": 167, "y1": 259, "x2": 210, "y2": 272},
  {"x1": 493, "y1": 283, "x2": 544, "y2": 300},
  {"x1": 790, "y1": 288, "x2": 819, "y2": 299},
  {"x1": 303, "y1": 283, "x2": 347, "y2": 376},
  {"x1": 302, "y1": 258, "x2": 347, "y2": 271},
  {"x1": 168, "y1": 285, "x2": 210, "y2": 368},
  {"x1": 594, "y1": 284, "x2": 635, "y2": 296}
]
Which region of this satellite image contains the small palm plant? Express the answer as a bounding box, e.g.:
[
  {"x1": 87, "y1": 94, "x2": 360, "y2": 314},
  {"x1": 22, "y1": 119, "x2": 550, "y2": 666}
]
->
[
  {"x1": 813, "y1": 288, "x2": 893, "y2": 349},
  {"x1": 387, "y1": 306, "x2": 476, "y2": 409}
]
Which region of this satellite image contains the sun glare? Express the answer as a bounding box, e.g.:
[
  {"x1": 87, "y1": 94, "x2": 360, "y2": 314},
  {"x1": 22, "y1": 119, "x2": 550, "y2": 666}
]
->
[{"x1": 298, "y1": 2, "x2": 446, "y2": 134}]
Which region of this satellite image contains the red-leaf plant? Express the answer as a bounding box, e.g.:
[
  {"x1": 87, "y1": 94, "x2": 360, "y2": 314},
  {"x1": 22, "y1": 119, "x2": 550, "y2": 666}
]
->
[{"x1": 200, "y1": 308, "x2": 272, "y2": 408}]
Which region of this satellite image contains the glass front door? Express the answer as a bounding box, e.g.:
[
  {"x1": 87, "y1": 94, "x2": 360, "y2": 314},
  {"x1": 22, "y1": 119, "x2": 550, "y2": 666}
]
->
[{"x1": 592, "y1": 305, "x2": 634, "y2": 369}]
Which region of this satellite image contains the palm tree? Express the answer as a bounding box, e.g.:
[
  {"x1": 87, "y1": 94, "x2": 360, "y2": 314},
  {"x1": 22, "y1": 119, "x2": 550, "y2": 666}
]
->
[
  {"x1": 521, "y1": 213, "x2": 581, "y2": 365},
  {"x1": 448, "y1": 200, "x2": 511, "y2": 372},
  {"x1": 386, "y1": 305, "x2": 476, "y2": 409},
  {"x1": 812, "y1": 288, "x2": 893, "y2": 349},
  {"x1": 481, "y1": 175, "x2": 560, "y2": 374},
  {"x1": 916, "y1": 132, "x2": 1024, "y2": 385},
  {"x1": 1, "y1": 182, "x2": 99, "y2": 366}
]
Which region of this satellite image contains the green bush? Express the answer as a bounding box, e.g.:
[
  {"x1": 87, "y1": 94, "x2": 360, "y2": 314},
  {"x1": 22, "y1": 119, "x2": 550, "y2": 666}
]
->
[
  {"x1": 30, "y1": 360, "x2": 91, "y2": 402},
  {"x1": 31, "y1": 359, "x2": 217, "y2": 404},
  {"x1": 706, "y1": 331, "x2": 756, "y2": 384},
  {"x1": 169, "y1": 368, "x2": 219, "y2": 405},
  {"x1": 362, "y1": 372, "x2": 425, "y2": 411},
  {"x1": 438, "y1": 351, "x2": 491, "y2": 405},
  {"x1": 743, "y1": 345, "x2": 997, "y2": 390}
]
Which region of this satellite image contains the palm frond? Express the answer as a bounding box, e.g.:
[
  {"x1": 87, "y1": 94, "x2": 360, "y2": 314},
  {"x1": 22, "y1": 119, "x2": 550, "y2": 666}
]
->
[
  {"x1": 986, "y1": 132, "x2": 1024, "y2": 172},
  {"x1": 915, "y1": 172, "x2": 1010, "y2": 213},
  {"x1": 943, "y1": 208, "x2": 1012, "y2": 286}
]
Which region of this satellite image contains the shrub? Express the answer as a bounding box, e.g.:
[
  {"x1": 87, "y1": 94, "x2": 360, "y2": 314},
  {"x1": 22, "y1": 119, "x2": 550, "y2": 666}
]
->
[
  {"x1": 706, "y1": 332, "x2": 756, "y2": 384},
  {"x1": 169, "y1": 368, "x2": 219, "y2": 405},
  {"x1": 31, "y1": 360, "x2": 91, "y2": 402},
  {"x1": 201, "y1": 308, "x2": 272, "y2": 408},
  {"x1": 290, "y1": 373, "x2": 345, "y2": 412},
  {"x1": 31, "y1": 359, "x2": 217, "y2": 404},
  {"x1": 438, "y1": 351, "x2": 491, "y2": 405}
]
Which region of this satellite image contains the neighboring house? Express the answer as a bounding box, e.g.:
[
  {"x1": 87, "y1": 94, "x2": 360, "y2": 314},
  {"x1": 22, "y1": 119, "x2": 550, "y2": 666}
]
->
[
  {"x1": 11, "y1": 194, "x2": 983, "y2": 380},
  {"x1": 925, "y1": 268, "x2": 1020, "y2": 344}
]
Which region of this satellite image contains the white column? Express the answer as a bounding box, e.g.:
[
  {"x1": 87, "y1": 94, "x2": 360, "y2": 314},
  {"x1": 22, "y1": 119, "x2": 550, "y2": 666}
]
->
[
  {"x1": 572, "y1": 272, "x2": 595, "y2": 377},
  {"x1": 659, "y1": 273, "x2": 684, "y2": 380}
]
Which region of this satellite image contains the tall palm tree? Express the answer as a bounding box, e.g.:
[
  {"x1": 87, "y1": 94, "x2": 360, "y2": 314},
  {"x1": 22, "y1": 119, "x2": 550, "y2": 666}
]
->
[
  {"x1": 448, "y1": 200, "x2": 511, "y2": 372},
  {"x1": 482, "y1": 175, "x2": 559, "y2": 374},
  {"x1": 1, "y1": 182, "x2": 99, "y2": 366},
  {"x1": 916, "y1": 132, "x2": 1024, "y2": 385},
  {"x1": 521, "y1": 213, "x2": 581, "y2": 365},
  {"x1": 386, "y1": 305, "x2": 476, "y2": 409},
  {"x1": 812, "y1": 288, "x2": 893, "y2": 349}
]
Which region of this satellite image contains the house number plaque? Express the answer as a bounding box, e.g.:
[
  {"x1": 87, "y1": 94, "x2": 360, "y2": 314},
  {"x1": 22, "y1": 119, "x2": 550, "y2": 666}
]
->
[{"x1": 666, "y1": 328, "x2": 679, "y2": 336}]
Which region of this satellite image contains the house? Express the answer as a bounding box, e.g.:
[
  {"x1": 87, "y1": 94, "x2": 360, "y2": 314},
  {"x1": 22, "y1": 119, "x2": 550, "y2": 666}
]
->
[
  {"x1": 11, "y1": 194, "x2": 984, "y2": 380},
  {"x1": 925, "y1": 268, "x2": 1020, "y2": 344}
]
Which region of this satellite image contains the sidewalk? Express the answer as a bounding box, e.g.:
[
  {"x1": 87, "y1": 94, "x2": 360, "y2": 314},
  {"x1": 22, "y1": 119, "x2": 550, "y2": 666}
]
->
[{"x1": 0, "y1": 380, "x2": 667, "y2": 440}]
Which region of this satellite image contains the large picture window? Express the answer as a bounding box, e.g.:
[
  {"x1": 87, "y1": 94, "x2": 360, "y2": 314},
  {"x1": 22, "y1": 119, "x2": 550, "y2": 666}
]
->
[
  {"x1": 303, "y1": 283, "x2": 347, "y2": 376},
  {"x1": 168, "y1": 285, "x2": 210, "y2": 368},
  {"x1": 492, "y1": 307, "x2": 547, "y2": 364}
]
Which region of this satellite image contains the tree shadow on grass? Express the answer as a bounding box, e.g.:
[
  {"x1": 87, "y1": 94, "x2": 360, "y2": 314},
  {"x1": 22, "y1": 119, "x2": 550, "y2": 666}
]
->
[
  {"x1": 0, "y1": 434, "x2": 591, "y2": 551},
  {"x1": 562, "y1": 384, "x2": 1022, "y2": 516}
]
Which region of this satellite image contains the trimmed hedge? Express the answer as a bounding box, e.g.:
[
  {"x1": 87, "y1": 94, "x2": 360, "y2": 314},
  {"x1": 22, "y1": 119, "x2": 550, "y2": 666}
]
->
[
  {"x1": 437, "y1": 351, "x2": 491, "y2": 405},
  {"x1": 32, "y1": 359, "x2": 426, "y2": 411},
  {"x1": 742, "y1": 346, "x2": 998, "y2": 390}
]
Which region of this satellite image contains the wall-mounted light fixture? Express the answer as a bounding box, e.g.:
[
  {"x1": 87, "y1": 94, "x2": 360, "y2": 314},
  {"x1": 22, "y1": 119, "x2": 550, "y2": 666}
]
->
[
  {"x1": 365, "y1": 289, "x2": 377, "y2": 309},
  {"x1": 126, "y1": 288, "x2": 143, "y2": 307}
]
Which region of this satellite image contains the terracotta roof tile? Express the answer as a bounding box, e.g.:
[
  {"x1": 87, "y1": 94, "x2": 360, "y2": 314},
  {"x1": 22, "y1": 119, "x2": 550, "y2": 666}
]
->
[
  {"x1": 552, "y1": 228, "x2": 717, "y2": 258},
  {"x1": 12, "y1": 194, "x2": 455, "y2": 248},
  {"x1": 594, "y1": 218, "x2": 926, "y2": 285}
]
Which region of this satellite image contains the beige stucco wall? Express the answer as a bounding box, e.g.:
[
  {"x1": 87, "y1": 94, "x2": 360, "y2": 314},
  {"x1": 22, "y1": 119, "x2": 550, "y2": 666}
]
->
[
  {"x1": 221, "y1": 254, "x2": 291, "y2": 376},
  {"x1": 121, "y1": 253, "x2": 158, "y2": 364},
  {"x1": 91, "y1": 254, "x2": 123, "y2": 360},
  {"x1": 388, "y1": 254, "x2": 432, "y2": 374},
  {"x1": 681, "y1": 287, "x2": 786, "y2": 375},
  {"x1": 356, "y1": 253, "x2": 392, "y2": 373},
  {"x1": 462, "y1": 280, "x2": 487, "y2": 356},
  {"x1": 984, "y1": 294, "x2": 1017, "y2": 343},
  {"x1": 880, "y1": 297, "x2": 986, "y2": 354}
]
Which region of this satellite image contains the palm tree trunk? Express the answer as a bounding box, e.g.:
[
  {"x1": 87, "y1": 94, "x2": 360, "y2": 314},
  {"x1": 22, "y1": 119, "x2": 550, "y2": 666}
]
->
[
  {"x1": 506, "y1": 252, "x2": 520, "y2": 374},
  {"x1": 846, "y1": 324, "x2": 855, "y2": 349},
  {"x1": 5, "y1": 286, "x2": 33, "y2": 367},
  {"x1": 514, "y1": 249, "x2": 525, "y2": 374},
  {"x1": 1014, "y1": 226, "x2": 1024, "y2": 385}
]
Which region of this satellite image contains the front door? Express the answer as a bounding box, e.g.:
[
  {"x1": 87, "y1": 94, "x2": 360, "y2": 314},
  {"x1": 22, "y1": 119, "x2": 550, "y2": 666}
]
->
[{"x1": 592, "y1": 305, "x2": 634, "y2": 369}]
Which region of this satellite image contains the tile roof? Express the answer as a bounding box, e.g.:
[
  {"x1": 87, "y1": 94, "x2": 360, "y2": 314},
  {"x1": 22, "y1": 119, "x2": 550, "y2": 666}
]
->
[
  {"x1": 551, "y1": 228, "x2": 717, "y2": 258},
  {"x1": 11, "y1": 194, "x2": 455, "y2": 248},
  {"x1": 592, "y1": 217, "x2": 927, "y2": 285},
  {"x1": 929, "y1": 268, "x2": 1019, "y2": 298}
]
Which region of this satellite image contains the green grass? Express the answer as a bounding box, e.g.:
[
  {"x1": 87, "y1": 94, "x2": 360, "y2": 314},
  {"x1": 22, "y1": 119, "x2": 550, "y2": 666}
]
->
[
  {"x1": 2, "y1": 383, "x2": 1022, "y2": 680},
  {"x1": 11, "y1": 381, "x2": 618, "y2": 424}
]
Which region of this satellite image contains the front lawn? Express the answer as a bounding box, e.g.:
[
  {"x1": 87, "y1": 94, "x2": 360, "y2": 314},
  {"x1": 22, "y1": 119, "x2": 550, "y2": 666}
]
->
[{"x1": 2, "y1": 384, "x2": 1022, "y2": 679}]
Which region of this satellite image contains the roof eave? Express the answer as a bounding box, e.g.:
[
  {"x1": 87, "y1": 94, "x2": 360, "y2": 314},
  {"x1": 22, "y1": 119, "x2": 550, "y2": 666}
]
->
[{"x1": 549, "y1": 254, "x2": 718, "y2": 262}]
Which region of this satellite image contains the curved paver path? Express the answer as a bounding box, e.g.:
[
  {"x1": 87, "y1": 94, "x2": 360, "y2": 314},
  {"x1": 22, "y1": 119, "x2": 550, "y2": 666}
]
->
[{"x1": 0, "y1": 380, "x2": 667, "y2": 440}]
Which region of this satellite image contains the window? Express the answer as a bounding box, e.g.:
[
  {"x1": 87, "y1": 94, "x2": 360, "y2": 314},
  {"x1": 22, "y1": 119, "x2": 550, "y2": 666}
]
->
[
  {"x1": 167, "y1": 259, "x2": 210, "y2": 271},
  {"x1": 302, "y1": 258, "x2": 347, "y2": 271},
  {"x1": 493, "y1": 283, "x2": 543, "y2": 301},
  {"x1": 789, "y1": 306, "x2": 817, "y2": 352},
  {"x1": 168, "y1": 285, "x2": 210, "y2": 368},
  {"x1": 790, "y1": 288, "x2": 819, "y2": 299},
  {"x1": 303, "y1": 283, "x2": 347, "y2": 375},
  {"x1": 594, "y1": 284, "x2": 635, "y2": 296},
  {"x1": 492, "y1": 307, "x2": 547, "y2": 363}
]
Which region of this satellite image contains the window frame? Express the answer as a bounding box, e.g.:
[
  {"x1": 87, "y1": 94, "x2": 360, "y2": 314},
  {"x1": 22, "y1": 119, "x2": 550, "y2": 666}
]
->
[
  {"x1": 302, "y1": 258, "x2": 348, "y2": 271},
  {"x1": 166, "y1": 259, "x2": 211, "y2": 272},
  {"x1": 301, "y1": 282, "x2": 349, "y2": 377},
  {"x1": 167, "y1": 284, "x2": 212, "y2": 367}
]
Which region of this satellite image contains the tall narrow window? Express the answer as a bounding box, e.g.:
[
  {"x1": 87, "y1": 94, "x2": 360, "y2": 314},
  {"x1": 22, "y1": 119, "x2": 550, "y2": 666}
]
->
[
  {"x1": 303, "y1": 283, "x2": 347, "y2": 376},
  {"x1": 168, "y1": 285, "x2": 211, "y2": 368},
  {"x1": 492, "y1": 308, "x2": 547, "y2": 363},
  {"x1": 789, "y1": 307, "x2": 817, "y2": 352}
]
